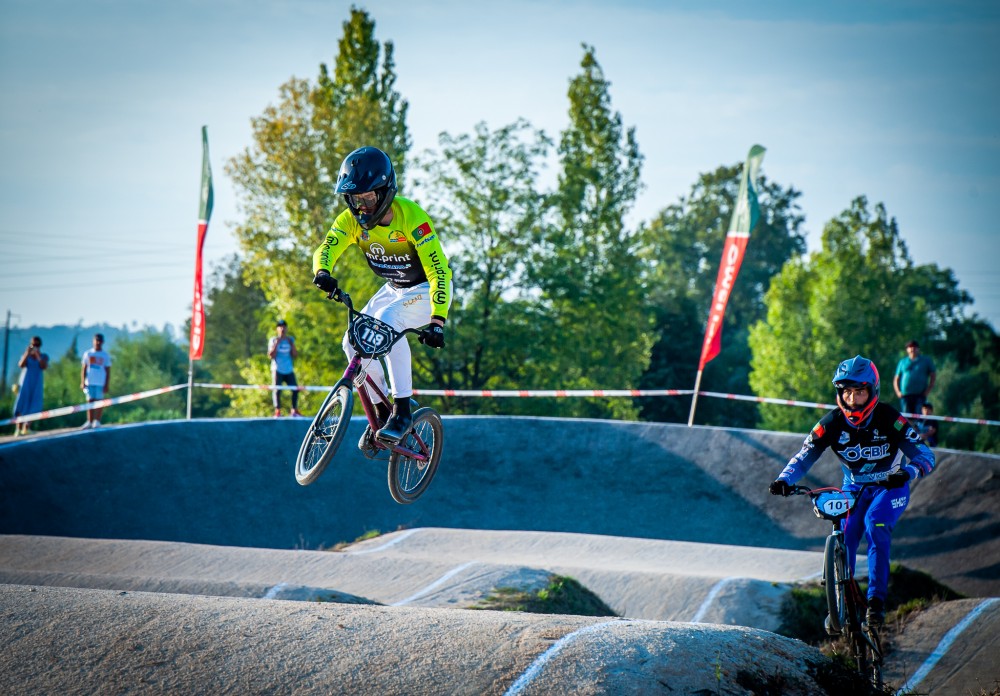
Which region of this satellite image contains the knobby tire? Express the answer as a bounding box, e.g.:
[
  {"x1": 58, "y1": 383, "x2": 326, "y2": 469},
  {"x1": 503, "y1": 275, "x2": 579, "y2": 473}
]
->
[
  {"x1": 295, "y1": 384, "x2": 353, "y2": 486},
  {"x1": 387, "y1": 407, "x2": 443, "y2": 504},
  {"x1": 824, "y1": 534, "x2": 848, "y2": 634}
]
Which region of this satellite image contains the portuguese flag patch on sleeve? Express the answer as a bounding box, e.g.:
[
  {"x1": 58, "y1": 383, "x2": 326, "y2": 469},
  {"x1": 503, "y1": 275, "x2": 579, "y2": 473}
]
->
[{"x1": 894, "y1": 416, "x2": 906, "y2": 431}]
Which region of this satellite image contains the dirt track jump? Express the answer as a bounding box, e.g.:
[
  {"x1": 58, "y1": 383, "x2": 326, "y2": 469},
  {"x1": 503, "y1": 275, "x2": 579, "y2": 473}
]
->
[{"x1": 1, "y1": 416, "x2": 998, "y2": 694}]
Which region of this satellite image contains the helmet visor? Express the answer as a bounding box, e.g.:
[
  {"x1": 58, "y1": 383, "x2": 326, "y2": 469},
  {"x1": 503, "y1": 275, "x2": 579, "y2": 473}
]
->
[{"x1": 347, "y1": 191, "x2": 379, "y2": 212}]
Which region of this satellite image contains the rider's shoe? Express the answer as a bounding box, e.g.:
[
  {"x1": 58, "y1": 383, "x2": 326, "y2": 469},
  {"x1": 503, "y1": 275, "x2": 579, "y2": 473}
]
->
[
  {"x1": 866, "y1": 597, "x2": 885, "y2": 628},
  {"x1": 824, "y1": 614, "x2": 840, "y2": 636},
  {"x1": 274, "y1": 408, "x2": 282, "y2": 418},
  {"x1": 376, "y1": 398, "x2": 412, "y2": 444},
  {"x1": 358, "y1": 425, "x2": 377, "y2": 453}
]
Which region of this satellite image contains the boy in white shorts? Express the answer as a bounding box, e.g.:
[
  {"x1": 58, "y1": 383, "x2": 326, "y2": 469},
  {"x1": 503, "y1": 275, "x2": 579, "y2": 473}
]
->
[{"x1": 80, "y1": 333, "x2": 112, "y2": 429}]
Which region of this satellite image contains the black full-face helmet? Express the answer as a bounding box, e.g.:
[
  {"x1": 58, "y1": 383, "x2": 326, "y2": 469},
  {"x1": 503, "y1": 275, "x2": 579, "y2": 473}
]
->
[
  {"x1": 832, "y1": 355, "x2": 880, "y2": 427},
  {"x1": 335, "y1": 146, "x2": 397, "y2": 230}
]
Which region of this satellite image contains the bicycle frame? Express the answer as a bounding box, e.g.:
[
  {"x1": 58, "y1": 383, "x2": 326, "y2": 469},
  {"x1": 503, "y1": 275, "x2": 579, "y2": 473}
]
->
[{"x1": 332, "y1": 289, "x2": 431, "y2": 463}]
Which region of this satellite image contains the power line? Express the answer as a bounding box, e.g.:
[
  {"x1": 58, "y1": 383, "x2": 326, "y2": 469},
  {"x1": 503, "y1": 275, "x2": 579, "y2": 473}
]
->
[{"x1": 0, "y1": 274, "x2": 192, "y2": 292}]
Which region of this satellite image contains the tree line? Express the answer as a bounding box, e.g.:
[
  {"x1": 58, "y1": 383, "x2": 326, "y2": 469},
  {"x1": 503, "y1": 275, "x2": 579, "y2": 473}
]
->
[{"x1": 4, "y1": 8, "x2": 997, "y2": 452}]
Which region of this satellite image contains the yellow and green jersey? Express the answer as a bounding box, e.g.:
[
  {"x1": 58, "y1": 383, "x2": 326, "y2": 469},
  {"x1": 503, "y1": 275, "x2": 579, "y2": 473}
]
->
[{"x1": 313, "y1": 196, "x2": 453, "y2": 321}]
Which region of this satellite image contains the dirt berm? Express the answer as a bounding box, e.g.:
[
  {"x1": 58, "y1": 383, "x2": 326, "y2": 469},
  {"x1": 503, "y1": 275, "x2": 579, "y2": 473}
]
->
[
  {"x1": 2, "y1": 416, "x2": 998, "y2": 596},
  {"x1": 1, "y1": 417, "x2": 998, "y2": 694}
]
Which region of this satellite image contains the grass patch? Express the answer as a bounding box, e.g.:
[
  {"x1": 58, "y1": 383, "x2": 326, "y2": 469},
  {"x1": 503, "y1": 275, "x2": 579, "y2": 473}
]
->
[
  {"x1": 778, "y1": 563, "x2": 962, "y2": 647},
  {"x1": 329, "y1": 528, "x2": 385, "y2": 551},
  {"x1": 776, "y1": 583, "x2": 829, "y2": 644},
  {"x1": 885, "y1": 562, "x2": 964, "y2": 607},
  {"x1": 469, "y1": 575, "x2": 618, "y2": 617}
]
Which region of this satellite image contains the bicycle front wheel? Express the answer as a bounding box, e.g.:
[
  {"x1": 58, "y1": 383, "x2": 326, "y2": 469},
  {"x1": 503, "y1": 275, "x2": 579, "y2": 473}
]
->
[
  {"x1": 824, "y1": 534, "x2": 849, "y2": 633},
  {"x1": 387, "y1": 407, "x2": 443, "y2": 504},
  {"x1": 295, "y1": 384, "x2": 353, "y2": 486}
]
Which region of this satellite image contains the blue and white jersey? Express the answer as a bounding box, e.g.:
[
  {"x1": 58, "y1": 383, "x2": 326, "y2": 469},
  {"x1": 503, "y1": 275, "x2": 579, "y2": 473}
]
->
[{"x1": 778, "y1": 402, "x2": 935, "y2": 488}]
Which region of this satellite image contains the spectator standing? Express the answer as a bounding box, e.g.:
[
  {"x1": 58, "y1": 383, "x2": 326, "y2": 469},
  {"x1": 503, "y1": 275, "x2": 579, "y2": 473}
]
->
[
  {"x1": 893, "y1": 339, "x2": 936, "y2": 416},
  {"x1": 918, "y1": 402, "x2": 939, "y2": 447},
  {"x1": 13, "y1": 336, "x2": 48, "y2": 436},
  {"x1": 80, "y1": 333, "x2": 112, "y2": 429},
  {"x1": 268, "y1": 319, "x2": 301, "y2": 417}
]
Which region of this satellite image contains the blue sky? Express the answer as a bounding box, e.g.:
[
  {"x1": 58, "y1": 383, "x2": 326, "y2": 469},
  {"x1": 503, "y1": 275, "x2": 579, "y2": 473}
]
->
[{"x1": 1, "y1": 0, "x2": 998, "y2": 334}]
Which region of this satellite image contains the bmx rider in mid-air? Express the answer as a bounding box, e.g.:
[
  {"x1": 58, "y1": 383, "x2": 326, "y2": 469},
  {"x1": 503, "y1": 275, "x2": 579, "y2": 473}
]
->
[{"x1": 312, "y1": 146, "x2": 452, "y2": 446}]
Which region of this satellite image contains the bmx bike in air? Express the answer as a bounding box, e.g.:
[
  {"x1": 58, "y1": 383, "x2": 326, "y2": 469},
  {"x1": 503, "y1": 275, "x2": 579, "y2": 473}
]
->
[{"x1": 294, "y1": 288, "x2": 443, "y2": 504}]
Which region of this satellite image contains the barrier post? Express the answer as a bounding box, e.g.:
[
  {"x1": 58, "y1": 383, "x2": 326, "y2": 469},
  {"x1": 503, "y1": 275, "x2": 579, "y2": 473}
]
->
[
  {"x1": 186, "y1": 357, "x2": 193, "y2": 420},
  {"x1": 687, "y1": 370, "x2": 704, "y2": 427}
]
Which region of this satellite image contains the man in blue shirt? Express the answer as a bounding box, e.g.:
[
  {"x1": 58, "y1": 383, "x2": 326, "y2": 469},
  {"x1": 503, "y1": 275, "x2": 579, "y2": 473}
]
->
[
  {"x1": 893, "y1": 340, "x2": 936, "y2": 416},
  {"x1": 268, "y1": 320, "x2": 301, "y2": 417}
]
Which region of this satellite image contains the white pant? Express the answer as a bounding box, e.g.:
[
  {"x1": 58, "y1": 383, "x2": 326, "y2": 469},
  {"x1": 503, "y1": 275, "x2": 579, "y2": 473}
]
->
[{"x1": 342, "y1": 282, "x2": 438, "y2": 401}]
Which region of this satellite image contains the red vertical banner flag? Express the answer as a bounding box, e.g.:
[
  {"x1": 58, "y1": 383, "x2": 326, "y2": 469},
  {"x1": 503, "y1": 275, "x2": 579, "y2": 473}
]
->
[
  {"x1": 189, "y1": 126, "x2": 214, "y2": 360},
  {"x1": 687, "y1": 144, "x2": 765, "y2": 426},
  {"x1": 697, "y1": 144, "x2": 765, "y2": 369}
]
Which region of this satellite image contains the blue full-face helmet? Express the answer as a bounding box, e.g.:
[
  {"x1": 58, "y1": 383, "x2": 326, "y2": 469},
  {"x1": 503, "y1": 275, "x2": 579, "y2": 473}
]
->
[
  {"x1": 832, "y1": 355, "x2": 880, "y2": 427},
  {"x1": 335, "y1": 146, "x2": 397, "y2": 230}
]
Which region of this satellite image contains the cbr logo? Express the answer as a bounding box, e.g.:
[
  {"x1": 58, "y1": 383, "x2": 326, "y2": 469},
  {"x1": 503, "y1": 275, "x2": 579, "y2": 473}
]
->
[{"x1": 839, "y1": 443, "x2": 890, "y2": 462}]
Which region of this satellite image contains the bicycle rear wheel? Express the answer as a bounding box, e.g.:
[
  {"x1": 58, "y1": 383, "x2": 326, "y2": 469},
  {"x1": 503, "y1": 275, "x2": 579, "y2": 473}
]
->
[
  {"x1": 387, "y1": 407, "x2": 443, "y2": 504},
  {"x1": 858, "y1": 615, "x2": 884, "y2": 689},
  {"x1": 824, "y1": 534, "x2": 849, "y2": 633},
  {"x1": 295, "y1": 384, "x2": 353, "y2": 486},
  {"x1": 848, "y1": 589, "x2": 870, "y2": 682}
]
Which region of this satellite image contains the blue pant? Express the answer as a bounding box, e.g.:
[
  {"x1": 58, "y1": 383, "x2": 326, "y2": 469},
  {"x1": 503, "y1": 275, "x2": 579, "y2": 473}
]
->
[{"x1": 842, "y1": 484, "x2": 909, "y2": 603}]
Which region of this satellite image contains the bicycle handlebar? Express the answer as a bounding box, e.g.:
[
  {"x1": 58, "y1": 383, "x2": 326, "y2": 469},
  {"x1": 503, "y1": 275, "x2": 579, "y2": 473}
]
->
[
  {"x1": 789, "y1": 482, "x2": 882, "y2": 499},
  {"x1": 326, "y1": 288, "x2": 434, "y2": 348}
]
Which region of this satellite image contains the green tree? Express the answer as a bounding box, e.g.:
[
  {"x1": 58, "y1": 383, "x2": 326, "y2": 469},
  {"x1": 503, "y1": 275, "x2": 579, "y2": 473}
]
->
[
  {"x1": 531, "y1": 45, "x2": 651, "y2": 419},
  {"x1": 749, "y1": 196, "x2": 971, "y2": 434},
  {"x1": 412, "y1": 120, "x2": 553, "y2": 414},
  {"x1": 925, "y1": 318, "x2": 1000, "y2": 452},
  {"x1": 107, "y1": 331, "x2": 189, "y2": 423},
  {"x1": 638, "y1": 165, "x2": 806, "y2": 426},
  {"x1": 225, "y1": 7, "x2": 410, "y2": 415}
]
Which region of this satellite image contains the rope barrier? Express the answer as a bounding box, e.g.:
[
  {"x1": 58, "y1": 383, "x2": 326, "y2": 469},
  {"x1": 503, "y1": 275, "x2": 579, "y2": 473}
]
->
[
  {"x1": 5, "y1": 382, "x2": 998, "y2": 428},
  {"x1": 0, "y1": 384, "x2": 188, "y2": 427},
  {"x1": 193, "y1": 383, "x2": 998, "y2": 426}
]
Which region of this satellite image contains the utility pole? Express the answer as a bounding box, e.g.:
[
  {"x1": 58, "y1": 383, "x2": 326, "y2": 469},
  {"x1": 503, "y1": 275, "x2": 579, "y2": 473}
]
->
[{"x1": 1, "y1": 310, "x2": 11, "y2": 394}]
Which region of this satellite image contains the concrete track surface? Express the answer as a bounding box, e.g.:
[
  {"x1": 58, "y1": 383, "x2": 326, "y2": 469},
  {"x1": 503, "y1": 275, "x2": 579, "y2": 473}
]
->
[{"x1": 1, "y1": 416, "x2": 998, "y2": 694}]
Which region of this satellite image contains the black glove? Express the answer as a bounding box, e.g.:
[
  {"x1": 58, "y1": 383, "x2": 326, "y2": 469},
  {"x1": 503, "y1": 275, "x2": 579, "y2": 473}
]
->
[
  {"x1": 313, "y1": 271, "x2": 338, "y2": 293},
  {"x1": 769, "y1": 480, "x2": 793, "y2": 497},
  {"x1": 419, "y1": 325, "x2": 445, "y2": 349},
  {"x1": 885, "y1": 470, "x2": 911, "y2": 489}
]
